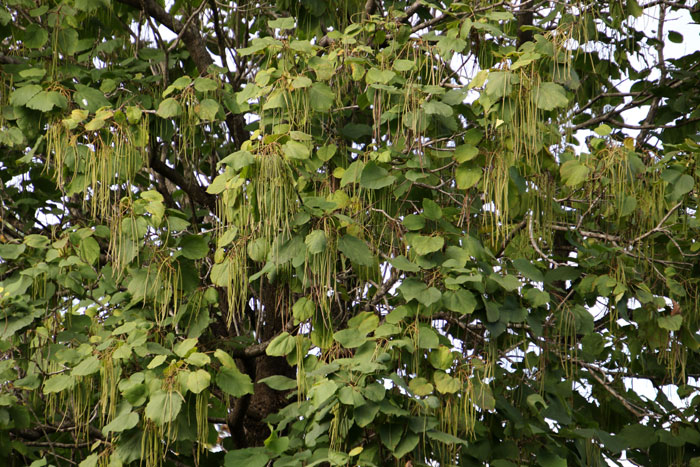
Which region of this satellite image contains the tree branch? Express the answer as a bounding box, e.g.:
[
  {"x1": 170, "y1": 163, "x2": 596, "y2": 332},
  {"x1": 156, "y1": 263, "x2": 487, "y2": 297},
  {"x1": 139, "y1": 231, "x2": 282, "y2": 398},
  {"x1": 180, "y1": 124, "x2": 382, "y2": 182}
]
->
[
  {"x1": 149, "y1": 145, "x2": 216, "y2": 211},
  {"x1": 633, "y1": 201, "x2": 683, "y2": 244},
  {"x1": 116, "y1": 0, "x2": 213, "y2": 74},
  {"x1": 0, "y1": 54, "x2": 22, "y2": 65}
]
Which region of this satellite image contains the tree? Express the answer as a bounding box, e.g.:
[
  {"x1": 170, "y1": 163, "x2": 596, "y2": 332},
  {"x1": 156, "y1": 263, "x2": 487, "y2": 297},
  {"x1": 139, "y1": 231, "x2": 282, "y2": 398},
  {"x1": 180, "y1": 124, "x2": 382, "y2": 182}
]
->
[{"x1": 2, "y1": 0, "x2": 700, "y2": 465}]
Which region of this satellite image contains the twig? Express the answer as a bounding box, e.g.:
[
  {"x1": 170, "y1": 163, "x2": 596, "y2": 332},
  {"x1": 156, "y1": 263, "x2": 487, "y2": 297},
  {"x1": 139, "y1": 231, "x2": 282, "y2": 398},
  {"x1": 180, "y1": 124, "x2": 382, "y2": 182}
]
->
[
  {"x1": 496, "y1": 218, "x2": 527, "y2": 257},
  {"x1": 633, "y1": 201, "x2": 683, "y2": 244},
  {"x1": 529, "y1": 214, "x2": 562, "y2": 266},
  {"x1": 578, "y1": 362, "x2": 646, "y2": 418},
  {"x1": 550, "y1": 224, "x2": 622, "y2": 243},
  {"x1": 167, "y1": 1, "x2": 208, "y2": 53}
]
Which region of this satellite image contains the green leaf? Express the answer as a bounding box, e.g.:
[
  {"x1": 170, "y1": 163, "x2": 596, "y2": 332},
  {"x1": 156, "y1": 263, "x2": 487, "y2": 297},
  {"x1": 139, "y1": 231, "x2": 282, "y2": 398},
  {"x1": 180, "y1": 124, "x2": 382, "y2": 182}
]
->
[
  {"x1": 292, "y1": 296, "x2": 315, "y2": 321},
  {"x1": 317, "y1": 144, "x2": 337, "y2": 161},
  {"x1": 43, "y1": 374, "x2": 74, "y2": 394},
  {"x1": 269, "y1": 17, "x2": 295, "y2": 29},
  {"x1": 164, "y1": 76, "x2": 192, "y2": 96},
  {"x1": 84, "y1": 115, "x2": 107, "y2": 131},
  {"x1": 560, "y1": 160, "x2": 589, "y2": 187},
  {"x1": 334, "y1": 328, "x2": 367, "y2": 348},
  {"x1": 219, "y1": 150, "x2": 255, "y2": 171},
  {"x1": 124, "y1": 106, "x2": 142, "y2": 124},
  {"x1": 214, "y1": 349, "x2": 236, "y2": 368},
  {"x1": 658, "y1": 315, "x2": 682, "y2": 331},
  {"x1": 217, "y1": 228, "x2": 238, "y2": 248},
  {"x1": 57, "y1": 28, "x2": 79, "y2": 55},
  {"x1": 266, "y1": 332, "x2": 296, "y2": 356},
  {"x1": 525, "y1": 288, "x2": 550, "y2": 307},
  {"x1": 79, "y1": 237, "x2": 100, "y2": 265},
  {"x1": 217, "y1": 366, "x2": 254, "y2": 397},
  {"x1": 290, "y1": 40, "x2": 314, "y2": 54},
  {"x1": 423, "y1": 100, "x2": 453, "y2": 117},
  {"x1": 338, "y1": 234, "x2": 374, "y2": 266},
  {"x1": 305, "y1": 230, "x2": 327, "y2": 255},
  {"x1": 174, "y1": 338, "x2": 197, "y2": 357},
  {"x1": 671, "y1": 174, "x2": 694, "y2": 200},
  {"x1": 626, "y1": 0, "x2": 643, "y2": 17},
  {"x1": 340, "y1": 160, "x2": 364, "y2": 186},
  {"x1": 72, "y1": 356, "x2": 100, "y2": 376},
  {"x1": 409, "y1": 377, "x2": 434, "y2": 396},
  {"x1": 389, "y1": 255, "x2": 420, "y2": 272},
  {"x1": 426, "y1": 430, "x2": 468, "y2": 446},
  {"x1": 10, "y1": 85, "x2": 42, "y2": 106},
  {"x1": 283, "y1": 140, "x2": 310, "y2": 160},
  {"x1": 309, "y1": 82, "x2": 335, "y2": 112},
  {"x1": 147, "y1": 354, "x2": 168, "y2": 369},
  {"x1": 354, "y1": 402, "x2": 380, "y2": 427},
  {"x1": 186, "y1": 352, "x2": 210, "y2": 366},
  {"x1": 0, "y1": 243, "x2": 26, "y2": 260},
  {"x1": 486, "y1": 71, "x2": 512, "y2": 98},
  {"x1": 456, "y1": 165, "x2": 481, "y2": 189},
  {"x1": 145, "y1": 391, "x2": 183, "y2": 425},
  {"x1": 399, "y1": 278, "x2": 428, "y2": 303},
  {"x1": 472, "y1": 381, "x2": 496, "y2": 410},
  {"x1": 0, "y1": 8, "x2": 10, "y2": 26},
  {"x1": 491, "y1": 274, "x2": 521, "y2": 292},
  {"x1": 310, "y1": 379, "x2": 338, "y2": 406},
  {"x1": 393, "y1": 432, "x2": 419, "y2": 458},
  {"x1": 79, "y1": 455, "x2": 99, "y2": 467},
  {"x1": 620, "y1": 195, "x2": 637, "y2": 217},
  {"x1": 513, "y1": 258, "x2": 544, "y2": 282},
  {"x1": 196, "y1": 98, "x2": 219, "y2": 120},
  {"x1": 619, "y1": 424, "x2": 658, "y2": 449},
  {"x1": 360, "y1": 161, "x2": 396, "y2": 189},
  {"x1": 379, "y1": 424, "x2": 403, "y2": 451},
  {"x1": 180, "y1": 235, "x2": 209, "y2": 260},
  {"x1": 454, "y1": 144, "x2": 479, "y2": 163},
  {"x1": 15, "y1": 374, "x2": 40, "y2": 390},
  {"x1": 156, "y1": 98, "x2": 182, "y2": 118},
  {"x1": 103, "y1": 411, "x2": 139, "y2": 434},
  {"x1": 594, "y1": 124, "x2": 612, "y2": 136},
  {"x1": 210, "y1": 262, "x2": 230, "y2": 286},
  {"x1": 24, "y1": 24, "x2": 48, "y2": 48},
  {"x1": 443, "y1": 289, "x2": 476, "y2": 314},
  {"x1": 366, "y1": 68, "x2": 396, "y2": 84},
  {"x1": 247, "y1": 237, "x2": 269, "y2": 262},
  {"x1": 259, "y1": 375, "x2": 297, "y2": 391},
  {"x1": 422, "y1": 198, "x2": 442, "y2": 220},
  {"x1": 429, "y1": 346, "x2": 454, "y2": 370},
  {"x1": 24, "y1": 234, "x2": 49, "y2": 249},
  {"x1": 187, "y1": 369, "x2": 211, "y2": 394},
  {"x1": 403, "y1": 214, "x2": 425, "y2": 231},
  {"x1": 408, "y1": 234, "x2": 444, "y2": 256},
  {"x1": 535, "y1": 82, "x2": 569, "y2": 110},
  {"x1": 418, "y1": 326, "x2": 440, "y2": 348},
  {"x1": 26, "y1": 91, "x2": 67, "y2": 112},
  {"x1": 74, "y1": 84, "x2": 111, "y2": 112},
  {"x1": 393, "y1": 59, "x2": 415, "y2": 71},
  {"x1": 291, "y1": 75, "x2": 312, "y2": 89},
  {"x1": 668, "y1": 31, "x2": 683, "y2": 43},
  {"x1": 338, "y1": 386, "x2": 365, "y2": 406},
  {"x1": 194, "y1": 77, "x2": 219, "y2": 92},
  {"x1": 349, "y1": 446, "x2": 364, "y2": 457},
  {"x1": 538, "y1": 453, "x2": 567, "y2": 467},
  {"x1": 224, "y1": 448, "x2": 270, "y2": 467}
]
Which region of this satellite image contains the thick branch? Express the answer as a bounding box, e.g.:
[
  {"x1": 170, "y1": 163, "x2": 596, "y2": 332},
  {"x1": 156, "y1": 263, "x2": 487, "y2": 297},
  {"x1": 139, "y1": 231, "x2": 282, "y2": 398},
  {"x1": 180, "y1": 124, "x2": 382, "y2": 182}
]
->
[
  {"x1": 0, "y1": 54, "x2": 22, "y2": 65},
  {"x1": 149, "y1": 149, "x2": 216, "y2": 211},
  {"x1": 229, "y1": 320, "x2": 297, "y2": 358},
  {"x1": 117, "y1": 0, "x2": 212, "y2": 74}
]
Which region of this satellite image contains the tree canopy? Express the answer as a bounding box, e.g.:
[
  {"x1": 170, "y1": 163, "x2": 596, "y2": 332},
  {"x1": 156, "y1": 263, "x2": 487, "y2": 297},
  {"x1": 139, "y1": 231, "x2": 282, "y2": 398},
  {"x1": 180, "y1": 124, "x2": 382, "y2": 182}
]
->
[{"x1": 2, "y1": 0, "x2": 700, "y2": 465}]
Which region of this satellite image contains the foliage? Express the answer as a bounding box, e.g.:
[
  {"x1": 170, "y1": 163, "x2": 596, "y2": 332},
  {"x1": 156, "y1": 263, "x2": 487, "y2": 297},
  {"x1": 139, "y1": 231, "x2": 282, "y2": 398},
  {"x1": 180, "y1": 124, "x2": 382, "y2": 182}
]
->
[{"x1": 2, "y1": 0, "x2": 700, "y2": 466}]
